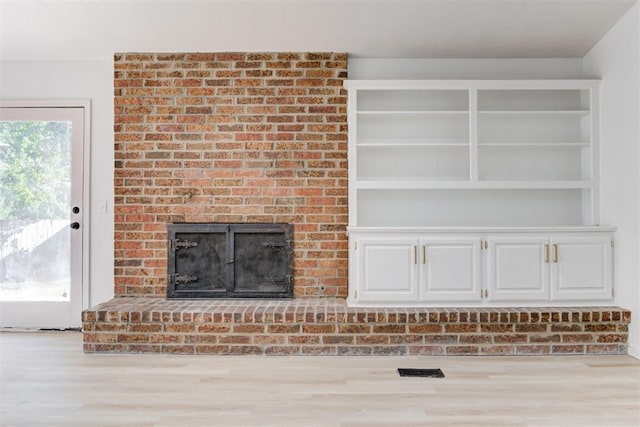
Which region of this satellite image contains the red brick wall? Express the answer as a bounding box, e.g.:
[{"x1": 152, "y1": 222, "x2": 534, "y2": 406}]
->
[{"x1": 113, "y1": 52, "x2": 348, "y2": 298}]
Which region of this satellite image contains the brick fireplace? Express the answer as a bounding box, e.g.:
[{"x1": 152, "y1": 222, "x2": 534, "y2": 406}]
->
[
  {"x1": 82, "y1": 52, "x2": 631, "y2": 355},
  {"x1": 113, "y1": 52, "x2": 349, "y2": 299}
]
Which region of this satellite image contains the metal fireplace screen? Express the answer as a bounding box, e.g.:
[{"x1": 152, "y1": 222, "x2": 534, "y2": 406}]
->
[{"x1": 167, "y1": 223, "x2": 293, "y2": 299}]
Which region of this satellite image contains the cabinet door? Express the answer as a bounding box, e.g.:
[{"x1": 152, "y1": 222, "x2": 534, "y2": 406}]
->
[
  {"x1": 550, "y1": 236, "x2": 613, "y2": 301},
  {"x1": 355, "y1": 238, "x2": 419, "y2": 303},
  {"x1": 487, "y1": 237, "x2": 550, "y2": 301},
  {"x1": 419, "y1": 238, "x2": 482, "y2": 302}
]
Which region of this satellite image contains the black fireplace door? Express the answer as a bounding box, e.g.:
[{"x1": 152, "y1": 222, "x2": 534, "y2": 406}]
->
[{"x1": 167, "y1": 223, "x2": 293, "y2": 299}]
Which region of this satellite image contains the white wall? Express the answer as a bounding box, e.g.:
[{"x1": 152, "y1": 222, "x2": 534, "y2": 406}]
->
[
  {"x1": 0, "y1": 60, "x2": 115, "y2": 307},
  {"x1": 348, "y1": 58, "x2": 584, "y2": 79},
  {"x1": 583, "y1": 3, "x2": 640, "y2": 358}
]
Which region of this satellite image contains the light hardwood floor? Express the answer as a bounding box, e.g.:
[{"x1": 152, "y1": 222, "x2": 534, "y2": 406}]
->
[{"x1": 0, "y1": 331, "x2": 639, "y2": 427}]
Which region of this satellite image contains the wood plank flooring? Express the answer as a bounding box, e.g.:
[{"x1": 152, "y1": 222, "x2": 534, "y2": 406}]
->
[{"x1": 1, "y1": 331, "x2": 639, "y2": 426}]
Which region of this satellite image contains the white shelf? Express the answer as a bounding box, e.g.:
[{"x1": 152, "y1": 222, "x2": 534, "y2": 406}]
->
[
  {"x1": 348, "y1": 226, "x2": 617, "y2": 234},
  {"x1": 344, "y1": 80, "x2": 600, "y2": 90},
  {"x1": 347, "y1": 80, "x2": 599, "y2": 229},
  {"x1": 358, "y1": 110, "x2": 468, "y2": 116},
  {"x1": 356, "y1": 180, "x2": 592, "y2": 190},
  {"x1": 479, "y1": 142, "x2": 589, "y2": 147},
  {"x1": 476, "y1": 181, "x2": 592, "y2": 189},
  {"x1": 358, "y1": 141, "x2": 469, "y2": 147},
  {"x1": 478, "y1": 110, "x2": 590, "y2": 117}
]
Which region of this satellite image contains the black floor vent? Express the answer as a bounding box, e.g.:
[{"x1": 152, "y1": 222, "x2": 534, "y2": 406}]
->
[{"x1": 398, "y1": 368, "x2": 445, "y2": 378}]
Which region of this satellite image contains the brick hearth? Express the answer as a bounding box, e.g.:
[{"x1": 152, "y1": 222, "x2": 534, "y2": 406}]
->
[{"x1": 83, "y1": 299, "x2": 630, "y2": 355}]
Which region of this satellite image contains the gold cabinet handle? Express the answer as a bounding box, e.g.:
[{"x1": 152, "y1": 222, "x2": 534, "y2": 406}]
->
[
  {"x1": 544, "y1": 244, "x2": 549, "y2": 263},
  {"x1": 414, "y1": 246, "x2": 417, "y2": 265},
  {"x1": 553, "y1": 244, "x2": 559, "y2": 263},
  {"x1": 422, "y1": 245, "x2": 427, "y2": 264}
]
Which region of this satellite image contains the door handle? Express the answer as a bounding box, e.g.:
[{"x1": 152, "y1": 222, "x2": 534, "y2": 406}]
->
[
  {"x1": 70, "y1": 222, "x2": 80, "y2": 230},
  {"x1": 422, "y1": 245, "x2": 426, "y2": 264},
  {"x1": 544, "y1": 244, "x2": 549, "y2": 263},
  {"x1": 553, "y1": 244, "x2": 559, "y2": 263}
]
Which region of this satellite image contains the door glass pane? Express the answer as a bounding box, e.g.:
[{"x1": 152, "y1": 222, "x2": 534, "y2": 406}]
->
[{"x1": 0, "y1": 121, "x2": 71, "y2": 301}]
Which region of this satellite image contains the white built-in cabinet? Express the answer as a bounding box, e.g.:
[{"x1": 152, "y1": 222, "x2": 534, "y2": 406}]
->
[
  {"x1": 357, "y1": 237, "x2": 420, "y2": 302},
  {"x1": 487, "y1": 234, "x2": 613, "y2": 303},
  {"x1": 487, "y1": 236, "x2": 550, "y2": 301},
  {"x1": 345, "y1": 80, "x2": 615, "y2": 307},
  {"x1": 357, "y1": 236, "x2": 481, "y2": 304}
]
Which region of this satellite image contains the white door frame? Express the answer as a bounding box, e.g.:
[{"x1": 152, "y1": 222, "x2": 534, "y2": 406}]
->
[{"x1": 0, "y1": 100, "x2": 91, "y2": 328}]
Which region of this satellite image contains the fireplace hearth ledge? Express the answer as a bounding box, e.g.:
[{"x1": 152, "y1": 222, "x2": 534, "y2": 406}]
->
[{"x1": 82, "y1": 298, "x2": 631, "y2": 356}]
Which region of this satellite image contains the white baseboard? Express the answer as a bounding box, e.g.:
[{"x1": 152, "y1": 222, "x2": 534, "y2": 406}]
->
[{"x1": 627, "y1": 344, "x2": 640, "y2": 360}]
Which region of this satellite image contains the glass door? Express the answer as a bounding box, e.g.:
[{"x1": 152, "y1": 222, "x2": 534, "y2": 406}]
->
[{"x1": 0, "y1": 106, "x2": 86, "y2": 328}]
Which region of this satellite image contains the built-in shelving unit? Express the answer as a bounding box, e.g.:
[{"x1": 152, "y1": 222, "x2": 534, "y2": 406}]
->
[
  {"x1": 347, "y1": 80, "x2": 599, "y2": 228},
  {"x1": 345, "y1": 80, "x2": 615, "y2": 307}
]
